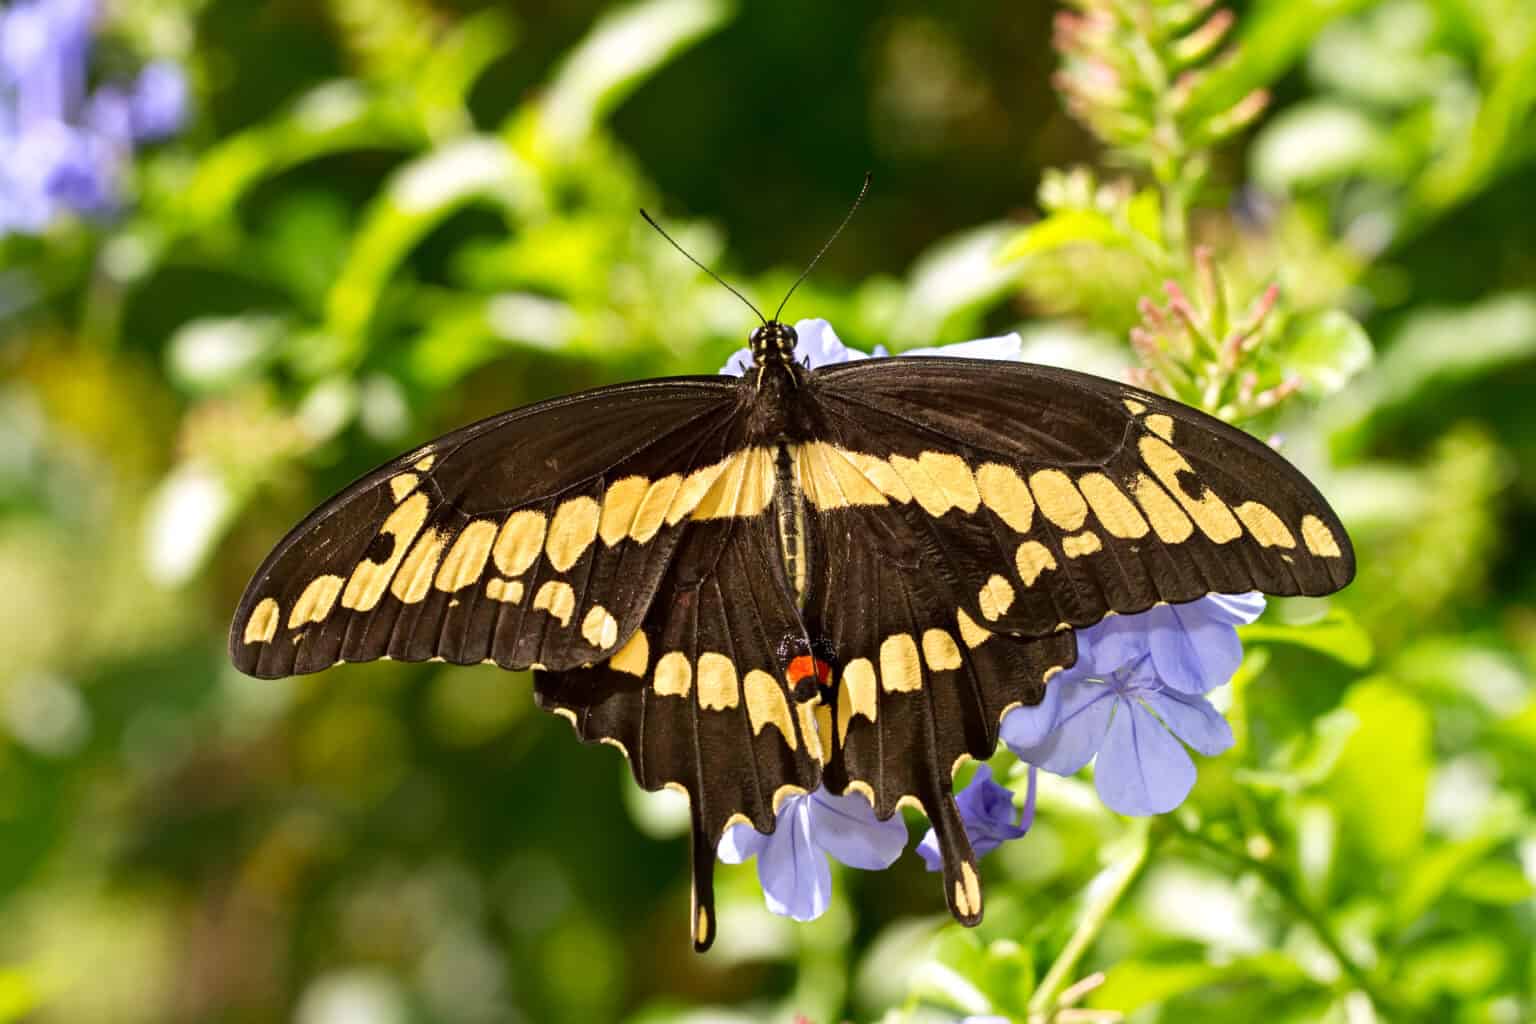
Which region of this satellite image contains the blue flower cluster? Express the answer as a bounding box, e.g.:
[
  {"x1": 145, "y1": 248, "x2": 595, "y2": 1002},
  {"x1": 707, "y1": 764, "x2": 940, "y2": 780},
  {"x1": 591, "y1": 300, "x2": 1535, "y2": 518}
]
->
[
  {"x1": 0, "y1": 0, "x2": 186, "y2": 235},
  {"x1": 718, "y1": 321, "x2": 1263, "y2": 919}
]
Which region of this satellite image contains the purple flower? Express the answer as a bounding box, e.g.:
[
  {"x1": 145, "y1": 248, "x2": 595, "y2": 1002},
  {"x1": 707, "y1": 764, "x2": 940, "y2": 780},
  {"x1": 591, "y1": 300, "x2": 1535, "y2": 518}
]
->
[
  {"x1": 720, "y1": 317, "x2": 1023, "y2": 375},
  {"x1": 1000, "y1": 595, "x2": 1261, "y2": 816},
  {"x1": 0, "y1": 0, "x2": 186, "y2": 236},
  {"x1": 128, "y1": 60, "x2": 187, "y2": 142},
  {"x1": 917, "y1": 763, "x2": 1036, "y2": 871},
  {"x1": 718, "y1": 786, "x2": 908, "y2": 921}
]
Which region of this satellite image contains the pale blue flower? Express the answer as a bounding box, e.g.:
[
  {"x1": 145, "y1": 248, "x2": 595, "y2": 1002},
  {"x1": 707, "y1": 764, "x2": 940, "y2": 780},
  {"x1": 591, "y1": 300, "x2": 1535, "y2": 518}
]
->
[
  {"x1": 720, "y1": 317, "x2": 1022, "y2": 375},
  {"x1": 718, "y1": 786, "x2": 908, "y2": 921},
  {"x1": 1000, "y1": 595, "x2": 1261, "y2": 816},
  {"x1": 917, "y1": 763, "x2": 1036, "y2": 870},
  {"x1": 0, "y1": 0, "x2": 187, "y2": 236}
]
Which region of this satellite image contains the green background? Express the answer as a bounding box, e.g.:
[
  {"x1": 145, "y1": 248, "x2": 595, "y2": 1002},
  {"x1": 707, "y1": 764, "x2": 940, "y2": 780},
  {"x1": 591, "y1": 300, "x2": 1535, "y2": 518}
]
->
[{"x1": 3, "y1": 0, "x2": 1535, "y2": 1021}]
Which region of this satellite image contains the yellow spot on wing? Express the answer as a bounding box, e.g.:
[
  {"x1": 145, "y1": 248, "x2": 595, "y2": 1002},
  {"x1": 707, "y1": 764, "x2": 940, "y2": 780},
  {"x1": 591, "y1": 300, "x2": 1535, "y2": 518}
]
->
[
  {"x1": 435, "y1": 520, "x2": 497, "y2": 592},
  {"x1": 1062, "y1": 532, "x2": 1102, "y2": 558},
  {"x1": 654, "y1": 651, "x2": 692, "y2": 697},
  {"x1": 389, "y1": 473, "x2": 418, "y2": 502},
  {"x1": 598, "y1": 476, "x2": 650, "y2": 546},
  {"x1": 889, "y1": 452, "x2": 981, "y2": 517},
  {"x1": 608, "y1": 630, "x2": 649, "y2": 676},
  {"x1": 1138, "y1": 436, "x2": 1241, "y2": 543},
  {"x1": 1131, "y1": 473, "x2": 1195, "y2": 542},
  {"x1": 546, "y1": 496, "x2": 600, "y2": 572},
  {"x1": 581, "y1": 605, "x2": 619, "y2": 649},
  {"x1": 978, "y1": 574, "x2": 1015, "y2": 621},
  {"x1": 485, "y1": 578, "x2": 523, "y2": 603},
  {"x1": 630, "y1": 473, "x2": 681, "y2": 542},
  {"x1": 954, "y1": 861, "x2": 982, "y2": 918},
  {"x1": 744, "y1": 669, "x2": 796, "y2": 748},
  {"x1": 839, "y1": 658, "x2": 878, "y2": 742},
  {"x1": 1236, "y1": 501, "x2": 1297, "y2": 548},
  {"x1": 796, "y1": 702, "x2": 826, "y2": 763},
  {"x1": 1015, "y1": 540, "x2": 1058, "y2": 586},
  {"x1": 289, "y1": 574, "x2": 344, "y2": 628},
  {"x1": 799, "y1": 443, "x2": 888, "y2": 509},
  {"x1": 1145, "y1": 414, "x2": 1174, "y2": 441},
  {"x1": 773, "y1": 784, "x2": 807, "y2": 811},
  {"x1": 922, "y1": 629, "x2": 962, "y2": 672},
  {"x1": 880, "y1": 633, "x2": 923, "y2": 693},
  {"x1": 976, "y1": 463, "x2": 1034, "y2": 533},
  {"x1": 1079, "y1": 472, "x2": 1150, "y2": 538},
  {"x1": 955, "y1": 608, "x2": 991, "y2": 648},
  {"x1": 1301, "y1": 514, "x2": 1342, "y2": 557},
  {"x1": 692, "y1": 447, "x2": 775, "y2": 520},
  {"x1": 696, "y1": 652, "x2": 740, "y2": 710},
  {"x1": 493, "y1": 510, "x2": 546, "y2": 577},
  {"x1": 532, "y1": 580, "x2": 575, "y2": 626},
  {"x1": 666, "y1": 458, "x2": 732, "y2": 525},
  {"x1": 244, "y1": 597, "x2": 280, "y2": 644},
  {"x1": 845, "y1": 780, "x2": 876, "y2": 805},
  {"x1": 1030, "y1": 469, "x2": 1089, "y2": 530},
  {"x1": 845, "y1": 450, "x2": 912, "y2": 502},
  {"x1": 391, "y1": 528, "x2": 448, "y2": 604},
  {"x1": 342, "y1": 491, "x2": 430, "y2": 611},
  {"x1": 414, "y1": 454, "x2": 436, "y2": 471},
  {"x1": 1123, "y1": 398, "x2": 1148, "y2": 415}
]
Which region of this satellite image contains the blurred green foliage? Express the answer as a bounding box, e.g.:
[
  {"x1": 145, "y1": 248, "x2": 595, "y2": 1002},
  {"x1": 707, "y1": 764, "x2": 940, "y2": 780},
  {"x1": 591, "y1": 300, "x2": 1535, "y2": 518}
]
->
[{"x1": 2, "y1": 1, "x2": 1535, "y2": 1022}]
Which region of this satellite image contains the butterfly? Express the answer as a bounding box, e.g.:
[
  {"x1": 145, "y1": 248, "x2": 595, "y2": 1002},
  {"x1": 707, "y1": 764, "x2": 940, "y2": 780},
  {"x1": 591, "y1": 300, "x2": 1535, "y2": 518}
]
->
[{"x1": 229, "y1": 189, "x2": 1355, "y2": 951}]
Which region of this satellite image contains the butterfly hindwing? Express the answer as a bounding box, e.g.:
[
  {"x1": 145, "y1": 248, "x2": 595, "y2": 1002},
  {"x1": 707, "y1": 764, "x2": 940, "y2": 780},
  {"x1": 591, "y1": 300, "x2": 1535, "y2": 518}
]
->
[
  {"x1": 805, "y1": 502, "x2": 1076, "y2": 925},
  {"x1": 535, "y1": 515, "x2": 822, "y2": 951},
  {"x1": 229, "y1": 378, "x2": 751, "y2": 678}
]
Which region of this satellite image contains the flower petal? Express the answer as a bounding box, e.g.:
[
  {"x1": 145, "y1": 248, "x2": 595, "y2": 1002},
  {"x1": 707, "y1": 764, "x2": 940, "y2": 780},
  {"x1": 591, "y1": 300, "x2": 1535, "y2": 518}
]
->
[
  {"x1": 1147, "y1": 594, "x2": 1264, "y2": 694},
  {"x1": 1094, "y1": 699, "x2": 1196, "y2": 815},
  {"x1": 757, "y1": 795, "x2": 832, "y2": 921},
  {"x1": 807, "y1": 787, "x2": 908, "y2": 870},
  {"x1": 793, "y1": 318, "x2": 873, "y2": 367},
  {"x1": 916, "y1": 763, "x2": 1036, "y2": 871},
  {"x1": 1141, "y1": 687, "x2": 1234, "y2": 756},
  {"x1": 1075, "y1": 613, "x2": 1152, "y2": 677},
  {"x1": 902, "y1": 333, "x2": 1023, "y2": 361},
  {"x1": 1004, "y1": 676, "x2": 1115, "y2": 775},
  {"x1": 998, "y1": 678, "x2": 1062, "y2": 749},
  {"x1": 717, "y1": 821, "x2": 770, "y2": 864}
]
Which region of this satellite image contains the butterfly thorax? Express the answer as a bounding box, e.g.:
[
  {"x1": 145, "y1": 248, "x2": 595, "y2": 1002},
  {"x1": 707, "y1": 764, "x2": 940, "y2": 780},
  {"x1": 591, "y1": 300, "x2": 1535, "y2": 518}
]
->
[{"x1": 748, "y1": 320, "x2": 799, "y2": 366}]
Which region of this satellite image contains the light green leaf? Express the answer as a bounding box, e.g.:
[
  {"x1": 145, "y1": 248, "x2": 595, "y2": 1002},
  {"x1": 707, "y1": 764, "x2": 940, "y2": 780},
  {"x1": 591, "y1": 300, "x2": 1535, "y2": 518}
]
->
[
  {"x1": 998, "y1": 209, "x2": 1124, "y2": 262},
  {"x1": 324, "y1": 136, "x2": 538, "y2": 368},
  {"x1": 1325, "y1": 680, "x2": 1432, "y2": 866},
  {"x1": 532, "y1": 0, "x2": 732, "y2": 149},
  {"x1": 1239, "y1": 609, "x2": 1374, "y2": 668},
  {"x1": 1251, "y1": 102, "x2": 1393, "y2": 192}
]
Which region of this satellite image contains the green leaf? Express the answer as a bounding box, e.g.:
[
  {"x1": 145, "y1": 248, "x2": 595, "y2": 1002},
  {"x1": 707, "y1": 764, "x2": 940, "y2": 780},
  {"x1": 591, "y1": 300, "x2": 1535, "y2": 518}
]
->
[
  {"x1": 1239, "y1": 609, "x2": 1374, "y2": 668},
  {"x1": 999, "y1": 208, "x2": 1124, "y2": 262},
  {"x1": 1278, "y1": 308, "x2": 1375, "y2": 395},
  {"x1": 530, "y1": 0, "x2": 732, "y2": 150},
  {"x1": 324, "y1": 136, "x2": 538, "y2": 368},
  {"x1": 1251, "y1": 101, "x2": 1396, "y2": 192},
  {"x1": 1324, "y1": 679, "x2": 1432, "y2": 866}
]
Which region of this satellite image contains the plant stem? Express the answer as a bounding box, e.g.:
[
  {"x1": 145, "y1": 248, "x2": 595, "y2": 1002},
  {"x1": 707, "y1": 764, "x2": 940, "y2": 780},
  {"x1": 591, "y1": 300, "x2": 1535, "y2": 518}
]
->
[
  {"x1": 1027, "y1": 819, "x2": 1153, "y2": 1018},
  {"x1": 1165, "y1": 818, "x2": 1407, "y2": 1019}
]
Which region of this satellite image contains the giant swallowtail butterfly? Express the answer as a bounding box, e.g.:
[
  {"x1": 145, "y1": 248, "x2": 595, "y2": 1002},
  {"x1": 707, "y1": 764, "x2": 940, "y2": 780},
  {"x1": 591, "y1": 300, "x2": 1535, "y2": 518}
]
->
[{"x1": 230, "y1": 201, "x2": 1354, "y2": 951}]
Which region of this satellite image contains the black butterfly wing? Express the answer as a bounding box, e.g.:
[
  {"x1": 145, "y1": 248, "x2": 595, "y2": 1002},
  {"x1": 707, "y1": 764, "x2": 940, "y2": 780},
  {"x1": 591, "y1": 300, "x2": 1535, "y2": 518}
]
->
[
  {"x1": 799, "y1": 356, "x2": 1354, "y2": 919},
  {"x1": 534, "y1": 514, "x2": 822, "y2": 952},
  {"x1": 803, "y1": 503, "x2": 1076, "y2": 927},
  {"x1": 229, "y1": 378, "x2": 752, "y2": 678},
  {"x1": 806, "y1": 356, "x2": 1353, "y2": 640}
]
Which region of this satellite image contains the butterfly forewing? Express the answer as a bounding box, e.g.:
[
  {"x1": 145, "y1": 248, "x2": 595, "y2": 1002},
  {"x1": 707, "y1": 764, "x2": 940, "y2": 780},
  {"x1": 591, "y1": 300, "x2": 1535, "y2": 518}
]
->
[
  {"x1": 229, "y1": 378, "x2": 748, "y2": 678},
  {"x1": 804, "y1": 357, "x2": 1354, "y2": 641}
]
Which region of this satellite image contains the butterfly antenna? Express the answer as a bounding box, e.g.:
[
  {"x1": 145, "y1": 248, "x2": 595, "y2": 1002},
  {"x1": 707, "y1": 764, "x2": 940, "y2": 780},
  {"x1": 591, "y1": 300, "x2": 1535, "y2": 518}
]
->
[
  {"x1": 774, "y1": 172, "x2": 871, "y2": 322},
  {"x1": 640, "y1": 208, "x2": 767, "y2": 325}
]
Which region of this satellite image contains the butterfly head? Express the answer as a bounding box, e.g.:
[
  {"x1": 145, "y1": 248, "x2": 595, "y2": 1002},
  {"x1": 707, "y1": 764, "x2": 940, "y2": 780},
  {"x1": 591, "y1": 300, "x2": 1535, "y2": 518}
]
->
[{"x1": 749, "y1": 321, "x2": 799, "y2": 366}]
